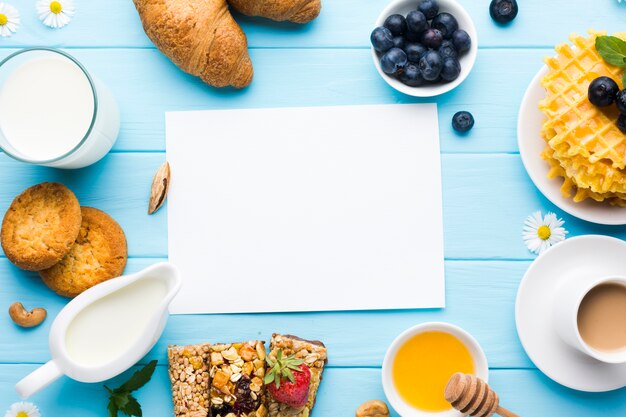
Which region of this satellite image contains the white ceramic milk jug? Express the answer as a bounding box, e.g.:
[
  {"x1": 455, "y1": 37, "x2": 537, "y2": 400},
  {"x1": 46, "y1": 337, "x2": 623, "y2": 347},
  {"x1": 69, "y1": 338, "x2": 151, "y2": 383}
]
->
[{"x1": 16, "y1": 262, "x2": 182, "y2": 398}]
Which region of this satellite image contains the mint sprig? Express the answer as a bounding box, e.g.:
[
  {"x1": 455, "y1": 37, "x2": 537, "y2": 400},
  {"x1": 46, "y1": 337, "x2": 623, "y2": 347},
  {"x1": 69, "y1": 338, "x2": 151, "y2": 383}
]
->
[
  {"x1": 596, "y1": 36, "x2": 626, "y2": 67},
  {"x1": 105, "y1": 360, "x2": 157, "y2": 417}
]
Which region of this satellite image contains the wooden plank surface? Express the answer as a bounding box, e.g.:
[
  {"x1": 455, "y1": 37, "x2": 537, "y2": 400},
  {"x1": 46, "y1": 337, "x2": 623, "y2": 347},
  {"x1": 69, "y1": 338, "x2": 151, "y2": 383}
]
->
[
  {"x1": 0, "y1": 0, "x2": 623, "y2": 49},
  {"x1": 2, "y1": 0, "x2": 626, "y2": 414}
]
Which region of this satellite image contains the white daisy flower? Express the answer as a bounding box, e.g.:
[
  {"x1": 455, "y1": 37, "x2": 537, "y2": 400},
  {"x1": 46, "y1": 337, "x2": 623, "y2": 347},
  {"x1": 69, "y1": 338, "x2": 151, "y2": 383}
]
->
[
  {"x1": 4, "y1": 402, "x2": 41, "y2": 417},
  {"x1": 37, "y1": 0, "x2": 75, "y2": 29},
  {"x1": 523, "y1": 211, "x2": 568, "y2": 255},
  {"x1": 0, "y1": 3, "x2": 20, "y2": 37}
]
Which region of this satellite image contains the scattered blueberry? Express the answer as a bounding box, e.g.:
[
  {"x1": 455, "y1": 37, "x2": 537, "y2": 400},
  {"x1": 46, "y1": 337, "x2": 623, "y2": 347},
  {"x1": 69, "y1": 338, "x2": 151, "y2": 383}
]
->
[
  {"x1": 489, "y1": 0, "x2": 518, "y2": 24},
  {"x1": 392, "y1": 36, "x2": 405, "y2": 49},
  {"x1": 431, "y1": 13, "x2": 458, "y2": 39},
  {"x1": 384, "y1": 14, "x2": 407, "y2": 36},
  {"x1": 421, "y1": 28, "x2": 443, "y2": 49},
  {"x1": 371, "y1": 27, "x2": 394, "y2": 53},
  {"x1": 404, "y1": 42, "x2": 428, "y2": 62},
  {"x1": 406, "y1": 10, "x2": 428, "y2": 35},
  {"x1": 418, "y1": 0, "x2": 439, "y2": 20},
  {"x1": 616, "y1": 90, "x2": 626, "y2": 114},
  {"x1": 441, "y1": 57, "x2": 461, "y2": 82},
  {"x1": 618, "y1": 114, "x2": 626, "y2": 134},
  {"x1": 380, "y1": 48, "x2": 408, "y2": 75},
  {"x1": 418, "y1": 50, "x2": 443, "y2": 81},
  {"x1": 399, "y1": 63, "x2": 426, "y2": 87},
  {"x1": 451, "y1": 30, "x2": 472, "y2": 54},
  {"x1": 452, "y1": 111, "x2": 475, "y2": 133},
  {"x1": 588, "y1": 76, "x2": 619, "y2": 107},
  {"x1": 438, "y1": 40, "x2": 458, "y2": 59}
]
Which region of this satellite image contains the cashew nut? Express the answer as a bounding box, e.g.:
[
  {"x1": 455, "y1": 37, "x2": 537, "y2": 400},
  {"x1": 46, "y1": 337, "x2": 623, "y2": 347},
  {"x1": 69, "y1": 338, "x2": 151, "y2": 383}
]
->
[
  {"x1": 9, "y1": 302, "x2": 47, "y2": 328},
  {"x1": 356, "y1": 400, "x2": 390, "y2": 417}
]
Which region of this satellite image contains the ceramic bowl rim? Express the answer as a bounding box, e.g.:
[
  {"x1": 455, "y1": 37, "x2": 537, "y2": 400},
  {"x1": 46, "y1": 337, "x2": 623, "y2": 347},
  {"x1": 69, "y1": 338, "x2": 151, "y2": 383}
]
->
[{"x1": 381, "y1": 322, "x2": 489, "y2": 417}]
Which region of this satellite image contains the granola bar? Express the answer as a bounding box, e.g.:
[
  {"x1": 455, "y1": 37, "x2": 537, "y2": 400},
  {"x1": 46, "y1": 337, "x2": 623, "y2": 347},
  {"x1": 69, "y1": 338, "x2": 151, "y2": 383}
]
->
[
  {"x1": 168, "y1": 343, "x2": 212, "y2": 417},
  {"x1": 209, "y1": 341, "x2": 268, "y2": 417},
  {"x1": 266, "y1": 334, "x2": 327, "y2": 417}
]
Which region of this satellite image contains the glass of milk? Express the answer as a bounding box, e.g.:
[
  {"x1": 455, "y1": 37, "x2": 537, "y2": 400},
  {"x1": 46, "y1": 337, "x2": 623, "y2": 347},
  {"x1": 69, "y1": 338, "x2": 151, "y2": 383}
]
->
[{"x1": 0, "y1": 48, "x2": 120, "y2": 169}]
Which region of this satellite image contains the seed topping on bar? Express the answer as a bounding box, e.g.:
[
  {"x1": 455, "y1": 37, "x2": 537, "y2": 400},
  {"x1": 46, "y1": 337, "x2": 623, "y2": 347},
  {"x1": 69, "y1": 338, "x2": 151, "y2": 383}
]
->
[
  {"x1": 168, "y1": 343, "x2": 212, "y2": 417},
  {"x1": 209, "y1": 341, "x2": 268, "y2": 417}
]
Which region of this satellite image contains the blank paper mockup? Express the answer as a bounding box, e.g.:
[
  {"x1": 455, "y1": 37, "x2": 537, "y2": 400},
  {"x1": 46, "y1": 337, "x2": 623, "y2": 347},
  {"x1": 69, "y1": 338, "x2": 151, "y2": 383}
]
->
[{"x1": 166, "y1": 104, "x2": 444, "y2": 314}]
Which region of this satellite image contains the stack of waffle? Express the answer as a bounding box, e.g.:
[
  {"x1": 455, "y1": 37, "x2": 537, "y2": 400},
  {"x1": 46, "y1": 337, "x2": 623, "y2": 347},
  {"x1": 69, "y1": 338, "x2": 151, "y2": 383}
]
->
[{"x1": 539, "y1": 30, "x2": 626, "y2": 206}]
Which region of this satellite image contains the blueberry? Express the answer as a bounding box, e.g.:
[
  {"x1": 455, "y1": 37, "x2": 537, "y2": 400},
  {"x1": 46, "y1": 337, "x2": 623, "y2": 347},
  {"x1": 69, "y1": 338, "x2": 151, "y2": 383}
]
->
[
  {"x1": 404, "y1": 42, "x2": 428, "y2": 62},
  {"x1": 421, "y1": 28, "x2": 443, "y2": 49},
  {"x1": 489, "y1": 0, "x2": 518, "y2": 24},
  {"x1": 452, "y1": 111, "x2": 475, "y2": 133},
  {"x1": 616, "y1": 90, "x2": 626, "y2": 114},
  {"x1": 384, "y1": 14, "x2": 407, "y2": 36},
  {"x1": 418, "y1": 0, "x2": 439, "y2": 20},
  {"x1": 405, "y1": 29, "x2": 422, "y2": 42},
  {"x1": 619, "y1": 114, "x2": 626, "y2": 134},
  {"x1": 392, "y1": 36, "x2": 405, "y2": 49},
  {"x1": 380, "y1": 48, "x2": 408, "y2": 75},
  {"x1": 406, "y1": 10, "x2": 428, "y2": 35},
  {"x1": 371, "y1": 27, "x2": 394, "y2": 52},
  {"x1": 418, "y1": 50, "x2": 443, "y2": 81},
  {"x1": 399, "y1": 63, "x2": 426, "y2": 87},
  {"x1": 451, "y1": 30, "x2": 472, "y2": 54},
  {"x1": 588, "y1": 76, "x2": 619, "y2": 107},
  {"x1": 441, "y1": 57, "x2": 461, "y2": 82},
  {"x1": 438, "y1": 40, "x2": 457, "y2": 59},
  {"x1": 431, "y1": 13, "x2": 458, "y2": 39}
]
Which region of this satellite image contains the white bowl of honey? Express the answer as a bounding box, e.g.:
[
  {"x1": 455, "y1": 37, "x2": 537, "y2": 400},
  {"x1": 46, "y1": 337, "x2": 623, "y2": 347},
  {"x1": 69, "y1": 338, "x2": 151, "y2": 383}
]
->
[{"x1": 382, "y1": 322, "x2": 488, "y2": 417}]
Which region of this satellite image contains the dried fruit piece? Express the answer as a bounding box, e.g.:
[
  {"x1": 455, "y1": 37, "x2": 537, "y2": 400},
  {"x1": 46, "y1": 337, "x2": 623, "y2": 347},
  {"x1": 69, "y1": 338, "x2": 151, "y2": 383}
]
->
[{"x1": 148, "y1": 161, "x2": 170, "y2": 215}]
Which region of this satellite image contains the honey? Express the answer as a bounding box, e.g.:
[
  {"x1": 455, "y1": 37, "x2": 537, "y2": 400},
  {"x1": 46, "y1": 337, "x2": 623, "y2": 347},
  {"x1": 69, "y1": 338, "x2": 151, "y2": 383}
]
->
[{"x1": 392, "y1": 331, "x2": 475, "y2": 412}]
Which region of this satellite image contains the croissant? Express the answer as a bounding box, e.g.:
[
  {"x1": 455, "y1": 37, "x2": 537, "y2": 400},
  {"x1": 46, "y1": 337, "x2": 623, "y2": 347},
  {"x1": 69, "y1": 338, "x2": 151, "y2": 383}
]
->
[
  {"x1": 133, "y1": 0, "x2": 253, "y2": 88},
  {"x1": 227, "y1": 0, "x2": 322, "y2": 23}
]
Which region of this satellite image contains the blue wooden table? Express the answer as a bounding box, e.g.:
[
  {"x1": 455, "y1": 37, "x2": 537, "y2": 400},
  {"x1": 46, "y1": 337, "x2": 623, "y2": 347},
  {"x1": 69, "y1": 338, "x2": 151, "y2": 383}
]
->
[{"x1": 2, "y1": 0, "x2": 626, "y2": 415}]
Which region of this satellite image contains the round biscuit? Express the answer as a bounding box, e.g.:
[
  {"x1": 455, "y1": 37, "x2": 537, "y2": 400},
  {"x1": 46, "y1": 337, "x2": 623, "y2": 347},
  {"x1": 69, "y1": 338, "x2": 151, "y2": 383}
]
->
[
  {"x1": 1, "y1": 182, "x2": 81, "y2": 271},
  {"x1": 39, "y1": 206, "x2": 128, "y2": 298}
]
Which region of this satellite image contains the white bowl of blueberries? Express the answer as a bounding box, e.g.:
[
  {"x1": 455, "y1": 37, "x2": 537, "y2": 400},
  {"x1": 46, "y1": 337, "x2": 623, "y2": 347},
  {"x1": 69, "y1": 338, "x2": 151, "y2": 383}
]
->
[{"x1": 371, "y1": 0, "x2": 478, "y2": 97}]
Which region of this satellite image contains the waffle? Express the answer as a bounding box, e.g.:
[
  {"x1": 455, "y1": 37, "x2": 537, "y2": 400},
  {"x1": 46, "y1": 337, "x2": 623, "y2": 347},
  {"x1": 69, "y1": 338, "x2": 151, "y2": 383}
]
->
[
  {"x1": 541, "y1": 144, "x2": 626, "y2": 206},
  {"x1": 539, "y1": 31, "x2": 626, "y2": 203}
]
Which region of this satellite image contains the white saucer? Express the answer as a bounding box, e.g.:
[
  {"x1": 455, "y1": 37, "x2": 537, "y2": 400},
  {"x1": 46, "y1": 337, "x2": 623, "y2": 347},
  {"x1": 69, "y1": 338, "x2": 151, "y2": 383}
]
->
[
  {"x1": 517, "y1": 66, "x2": 626, "y2": 225},
  {"x1": 516, "y1": 235, "x2": 626, "y2": 392}
]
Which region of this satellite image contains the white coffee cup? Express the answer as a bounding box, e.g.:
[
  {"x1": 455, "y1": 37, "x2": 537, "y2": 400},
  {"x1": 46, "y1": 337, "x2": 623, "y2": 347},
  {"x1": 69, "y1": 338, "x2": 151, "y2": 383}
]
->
[{"x1": 553, "y1": 275, "x2": 626, "y2": 364}]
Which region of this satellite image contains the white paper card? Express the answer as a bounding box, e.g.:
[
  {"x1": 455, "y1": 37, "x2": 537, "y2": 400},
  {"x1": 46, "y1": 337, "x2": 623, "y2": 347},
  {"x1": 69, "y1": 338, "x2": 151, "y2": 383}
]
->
[{"x1": 166, "y1": 104, "x2": 444, "y2": 314}]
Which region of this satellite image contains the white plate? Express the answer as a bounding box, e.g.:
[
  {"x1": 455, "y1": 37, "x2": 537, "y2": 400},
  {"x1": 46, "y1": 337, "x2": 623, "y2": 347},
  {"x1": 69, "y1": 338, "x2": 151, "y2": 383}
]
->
[
  {"x1": 518, "y1": 66, "x2": 626, "y2": 225},
  {"x1": 515, "y1": 235, "x2": 626, "y2": 392}
]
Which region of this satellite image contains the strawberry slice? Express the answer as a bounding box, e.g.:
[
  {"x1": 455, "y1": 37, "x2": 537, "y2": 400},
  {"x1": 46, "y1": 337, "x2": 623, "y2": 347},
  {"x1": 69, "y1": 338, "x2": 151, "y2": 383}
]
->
[{"x1": 264, "y1": 349, "x2": 311, "y2": 408}]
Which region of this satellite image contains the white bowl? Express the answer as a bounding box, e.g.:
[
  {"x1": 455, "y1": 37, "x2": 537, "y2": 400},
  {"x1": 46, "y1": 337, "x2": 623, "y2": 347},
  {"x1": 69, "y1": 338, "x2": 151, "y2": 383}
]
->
[
  {"x1": 382, "y1": 322, "x2": 489, "y2": 417},
  {"x1": 372, "y1": 0, "x2": 478, "y2": 97}
]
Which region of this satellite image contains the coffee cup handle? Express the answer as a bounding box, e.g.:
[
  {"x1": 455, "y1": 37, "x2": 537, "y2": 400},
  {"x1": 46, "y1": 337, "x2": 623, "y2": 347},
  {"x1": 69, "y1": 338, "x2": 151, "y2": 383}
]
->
[{"x1": 15, "y1": 360, "x2": 63, "y2": 399}]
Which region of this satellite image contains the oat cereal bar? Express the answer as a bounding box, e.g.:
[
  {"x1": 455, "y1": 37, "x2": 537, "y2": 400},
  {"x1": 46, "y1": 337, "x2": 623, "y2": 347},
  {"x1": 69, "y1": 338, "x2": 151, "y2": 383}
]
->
[
  {"x1": 209, "y1": 341, "x2": 268, "y2": 417},
  {"x1": 267, "y1": 334, "x2": 328, "y2": 417},
  {"x1": 168, "y1": 343, "x2": 212, "y2": 417}
]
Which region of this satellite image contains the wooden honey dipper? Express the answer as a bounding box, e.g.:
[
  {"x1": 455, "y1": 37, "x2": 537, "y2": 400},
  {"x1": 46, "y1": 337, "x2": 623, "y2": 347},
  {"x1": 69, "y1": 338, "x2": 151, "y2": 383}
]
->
[{"x1": 444, "y1": 373, "x2": 520, "y2": 417}]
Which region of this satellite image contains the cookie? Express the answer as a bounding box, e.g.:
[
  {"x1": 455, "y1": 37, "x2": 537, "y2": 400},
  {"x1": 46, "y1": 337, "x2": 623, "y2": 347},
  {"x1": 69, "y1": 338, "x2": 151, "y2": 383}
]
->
[
  {"x1": 40, "y1": 207, "x2": 128, "y2": 298},
  {"x1": 1, "y1": 182, "x2": 82, "y2": 271}
]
